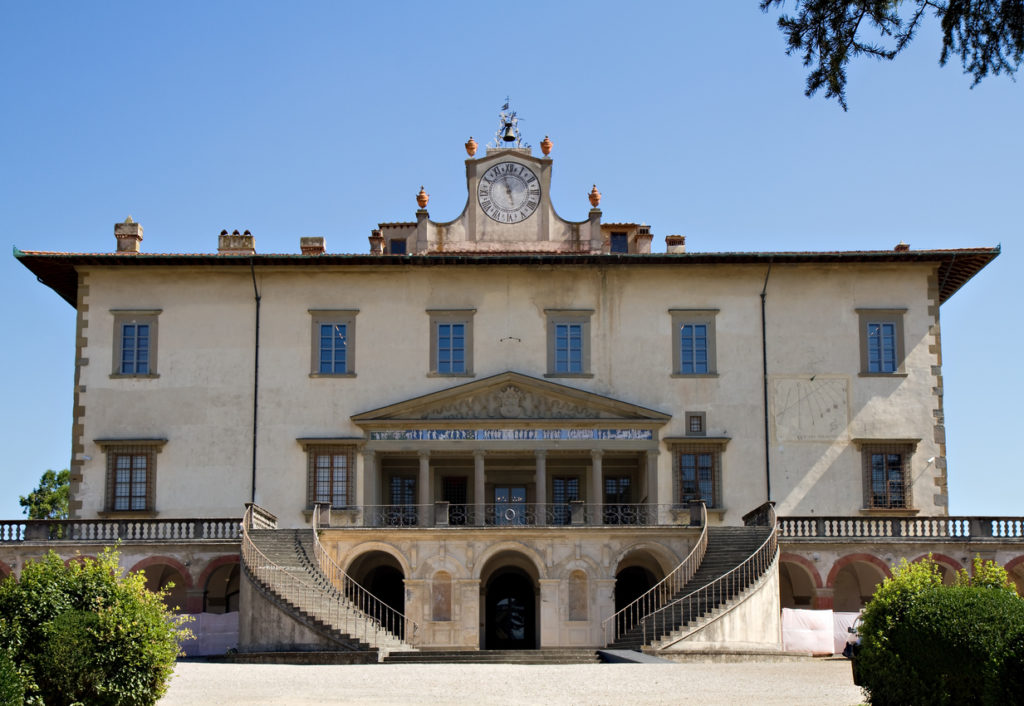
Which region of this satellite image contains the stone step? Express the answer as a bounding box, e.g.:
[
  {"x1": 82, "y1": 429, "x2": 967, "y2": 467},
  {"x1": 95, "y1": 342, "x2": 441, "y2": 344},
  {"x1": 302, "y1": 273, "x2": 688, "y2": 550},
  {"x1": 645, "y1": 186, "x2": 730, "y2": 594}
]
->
[{"x1": 383, "y1": 649, "x2": 601, "y2": 664}]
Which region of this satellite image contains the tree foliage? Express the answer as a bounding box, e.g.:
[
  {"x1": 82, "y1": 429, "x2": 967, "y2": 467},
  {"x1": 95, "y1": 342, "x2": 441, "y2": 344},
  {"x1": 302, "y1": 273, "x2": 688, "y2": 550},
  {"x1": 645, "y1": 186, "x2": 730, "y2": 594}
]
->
[
  {"x1": 761, "y1": 0, "x2": 1024, "y2": 109},
  {"x1": 0, "y1": 548, "x2": 191, "y2": 705},
  {"x1": 19, "y1": 469, "x2": 70, "y2": 520},
  {"x1": 857, "y1": 555, "x2": 1024, "y2": 705}
]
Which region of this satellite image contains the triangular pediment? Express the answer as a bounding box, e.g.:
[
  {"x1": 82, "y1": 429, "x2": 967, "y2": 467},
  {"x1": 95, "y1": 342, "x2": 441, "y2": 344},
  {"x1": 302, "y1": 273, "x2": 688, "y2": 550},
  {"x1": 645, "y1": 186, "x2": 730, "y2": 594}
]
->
[{"x1": 351, "y1": 372, "x2": 670, "y2": 424}]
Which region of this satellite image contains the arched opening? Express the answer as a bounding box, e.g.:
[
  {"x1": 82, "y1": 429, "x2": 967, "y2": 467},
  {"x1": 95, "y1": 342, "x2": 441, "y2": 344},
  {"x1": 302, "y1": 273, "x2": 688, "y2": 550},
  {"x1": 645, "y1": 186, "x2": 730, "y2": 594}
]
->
[
  {"x1": 485, "y1": 567, "x2": 536, "y2": 649},
  {"x1": 479, "y1": 551, "x2": 540, "y2": 650},
  {"x1": 832, "y1": 561, "x2": 887, "y2": 612},
  {"x1": 613, "y1": 550, "x2": 666, "y2": 618},
  {"x1": 138, "y1": 563, "x2": 188, "y2": 613},
  {"x1": 203, "y1": 562, "x2": 240, "y2": 613},
  {"x1": 347, "y1": 550, "x2": 406, "y2": 633},
  {"x1": 1006, "y1": 557, "x2": 1024, "y2": 597},
  {"x1": 780, "y1": 561, "x2": 817, "y2": 608}
]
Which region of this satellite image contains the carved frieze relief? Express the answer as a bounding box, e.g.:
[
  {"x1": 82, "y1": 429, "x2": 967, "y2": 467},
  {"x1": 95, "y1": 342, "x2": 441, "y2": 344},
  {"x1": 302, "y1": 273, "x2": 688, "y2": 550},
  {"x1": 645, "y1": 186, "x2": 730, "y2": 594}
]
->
[{"x1": 413, "y1": 384, "x2": 611, "y2": 420}]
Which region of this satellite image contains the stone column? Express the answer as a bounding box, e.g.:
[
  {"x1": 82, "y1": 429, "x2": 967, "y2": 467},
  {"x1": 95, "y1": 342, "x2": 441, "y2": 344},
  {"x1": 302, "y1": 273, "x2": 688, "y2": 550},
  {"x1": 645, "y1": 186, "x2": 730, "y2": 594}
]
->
[
  {"x1": 474, "y1": 450, "x2": 486, "y2": 526},
  {"x1": 361, "y1": 450, "x2": 377, "y2": 526},
  {"x1": 418, "y1": 450, "x2": 431, "y2": 527},
  {"x1": 590, "y1": 449, "x2": 603, "y2": 526},
  {"x1": 534, "y1": 449, "x2": 547, "y2": 520}
]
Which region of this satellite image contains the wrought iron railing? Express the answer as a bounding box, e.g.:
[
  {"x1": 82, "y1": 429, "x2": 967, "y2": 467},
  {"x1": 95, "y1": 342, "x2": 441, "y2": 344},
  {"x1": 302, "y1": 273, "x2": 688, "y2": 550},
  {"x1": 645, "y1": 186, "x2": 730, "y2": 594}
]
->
[
  {"x1": 778, "y1": 516, "x2": 1024, "y2": 540},
  {"x1": 0, "y1": 517, "x2": 240, "y2": 543},
  {"x1": 602, "y1": 502, "x2": 707, "y2": 646},
  {"x1": 241, "y1": 504, "x2": 407, "y2": 649},
  {"x1": 311, "y1": 504, "x2": 417, "y2": 644},
  {"x1": 353, "y1": 502, "x2": 684, "y2": 528},
  {"x1": 635, "y1": 503, "x2": 778, "y2": 648}
]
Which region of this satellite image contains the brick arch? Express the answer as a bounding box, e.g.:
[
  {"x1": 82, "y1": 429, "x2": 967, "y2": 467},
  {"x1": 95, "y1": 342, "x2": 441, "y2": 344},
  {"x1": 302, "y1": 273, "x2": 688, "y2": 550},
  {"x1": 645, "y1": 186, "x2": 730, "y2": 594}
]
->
[
  {"x1": 128, "y1": 555, "x2": 194, "y2": 589},
  {"x1": 780, "y1": 552, "x2": 824, "y2": 589},
  {"x1": 826, "y1": 553, "x2": 891, "y2": 587},
  {"x1": 0, "y1": 561, "x2": 12, "y2": 581},
  {"x1": 911, "y1": 552, "x2": 964, "y2": 578},
  {"x1": 1004, "y1": 555, "x2": 1024, "y2": 575},
  {"x1": 197, "y1": 554, "x2": 239, "y2": 591}
]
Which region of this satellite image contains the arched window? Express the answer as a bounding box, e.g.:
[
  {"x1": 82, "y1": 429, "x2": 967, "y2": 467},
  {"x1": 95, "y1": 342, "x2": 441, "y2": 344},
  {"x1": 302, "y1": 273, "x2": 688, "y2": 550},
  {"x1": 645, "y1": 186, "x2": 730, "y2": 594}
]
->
[{"x1": 432, "y1": 571, "x2": 452, "y2": 621}]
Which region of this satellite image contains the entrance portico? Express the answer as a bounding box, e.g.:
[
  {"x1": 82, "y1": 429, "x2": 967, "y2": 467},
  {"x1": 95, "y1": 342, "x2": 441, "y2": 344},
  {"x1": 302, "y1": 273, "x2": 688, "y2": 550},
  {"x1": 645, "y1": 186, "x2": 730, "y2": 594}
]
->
[{"x1": 350, "y1": 372, "x2": 670, "y2": 528}]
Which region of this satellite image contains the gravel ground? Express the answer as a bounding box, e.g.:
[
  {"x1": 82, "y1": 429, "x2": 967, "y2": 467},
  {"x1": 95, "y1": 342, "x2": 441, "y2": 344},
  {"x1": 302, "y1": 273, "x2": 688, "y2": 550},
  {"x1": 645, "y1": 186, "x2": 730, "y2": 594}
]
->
[{"x1": 159, "y1": 658, "x2": 865, "y2": 705}]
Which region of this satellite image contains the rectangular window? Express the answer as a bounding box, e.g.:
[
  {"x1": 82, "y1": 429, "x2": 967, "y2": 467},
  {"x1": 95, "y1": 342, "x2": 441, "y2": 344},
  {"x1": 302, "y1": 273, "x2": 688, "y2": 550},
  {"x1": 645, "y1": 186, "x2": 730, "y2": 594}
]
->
[
  {"x1": 551, "y1": 476, "x2": 579, "y2": 525},
  {"x1": 857, "y1": 309, "x2": 906, "y2": 375},
  {"x1": 546, "y1": 310, "x2": 593, "y2": 377},
  {"x1": 603, "y1": 476, "x2": 632, "y2": 525},
  {"x1": 309, "y1": 310, "x2": 357, "y2": 377},
  {"x1": 670, "y1": 309, "x2": 718, "y2": 376},
  {"x1": 861, "y1": 443, "x2": 914, "y2": 509},
  {"x1": 671, "y1": 441, "x2": 726, "y2": 508},
  {"x1": 610, "y1": 232, "x2": 628, "y2": 253},
  {"x1": 111, "y1": 310, "x2": 160, "y2": 378},
  {"x1": 555, "y1": 323, "x2": 583, "y2": 373},
  {"x1": 686, "y1": 412, "x2": 706, "y2": 436},
  {"x1": 319, "y1": 323, "x2": 348, "y2": 374},
  {"x1": 429, "y1": 310, "x2": 475, "y2": 376},
  {"x1": 387, "y1": 475, "x2": 417, "y2": 526},
  {"x1": 442, "y1": 476, "x2": 468, "y2": 526},
  {"x1": 389, "y1": 238, "x2": 407, "y2": 255},
  {"x1": 308, "y1": 447, "x2": 354, "y2": 508},
  {"x1": 98, "y1": 439, "x2": 165, "y2": 514}
]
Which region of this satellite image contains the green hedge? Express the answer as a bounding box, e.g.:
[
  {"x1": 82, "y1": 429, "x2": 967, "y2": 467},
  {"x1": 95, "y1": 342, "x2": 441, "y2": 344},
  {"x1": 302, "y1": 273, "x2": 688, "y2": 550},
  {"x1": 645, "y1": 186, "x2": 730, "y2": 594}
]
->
[
  {"x1": 0, "y1": 549, "x2": 191, "y2": 706},
  {"x1": 858, "y1": 556, "x2": 1024, "y2": 706}
]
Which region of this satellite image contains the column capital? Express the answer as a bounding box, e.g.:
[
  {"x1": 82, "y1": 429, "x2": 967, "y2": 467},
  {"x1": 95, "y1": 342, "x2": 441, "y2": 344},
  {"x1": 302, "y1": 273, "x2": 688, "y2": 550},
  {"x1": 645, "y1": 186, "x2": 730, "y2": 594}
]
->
[
  {"x1": 590, "y1": 448, "x2": 604, "y2": 460},
  {"x1": 418, "y1": 449, "x2": 431, "y2": 460},
  {"x1": 473, "y1": 449, "x2": 487, "y2": 460},
  {"x1": 534, "y1": 448, "x2": 547, "y2": 459},
  {"x1": 361, "y1": 448, "x2": 376, "y2": 460}
]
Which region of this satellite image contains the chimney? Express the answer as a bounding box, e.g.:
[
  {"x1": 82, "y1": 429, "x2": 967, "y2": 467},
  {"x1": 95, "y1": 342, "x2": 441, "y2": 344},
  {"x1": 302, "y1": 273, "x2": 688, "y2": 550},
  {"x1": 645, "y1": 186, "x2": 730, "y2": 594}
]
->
[
  {"x1": 300, "y1": 237, "x2": 325, "y2": 255},
  {"x1": 369, "y1": 229, "x2": 384, "y2": 254},
  {"x1": 894, "y1": 241, "x2": 910, "y2": 252},
  {"x1": 114, "y1": 216, "x2": 143, "y2": 253},
  {"x1": 665, "y1": 235, "x2": 686, "y2": 254},
  {"x1": 635, "y1": 225, "x2": 653, "y2": 254},
  {"x1": 218, "y1": 229, "x2": 255, "y2": 254}
]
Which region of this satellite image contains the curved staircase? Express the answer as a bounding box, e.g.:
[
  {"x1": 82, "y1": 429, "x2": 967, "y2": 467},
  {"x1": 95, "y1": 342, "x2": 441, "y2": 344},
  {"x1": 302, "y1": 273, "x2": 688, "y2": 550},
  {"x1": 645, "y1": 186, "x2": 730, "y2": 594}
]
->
[
  {"x1": 606, "y1": 503, "x2": 779, "y2": 652},
  {"x1": 241, "y1": 504, "x2": 415, "y2": 654}
]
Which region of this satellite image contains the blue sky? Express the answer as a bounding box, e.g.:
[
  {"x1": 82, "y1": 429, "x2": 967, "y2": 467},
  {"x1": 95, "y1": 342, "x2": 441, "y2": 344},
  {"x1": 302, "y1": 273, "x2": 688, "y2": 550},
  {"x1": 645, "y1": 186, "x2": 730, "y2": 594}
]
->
[{"x1": 1, "y1": 2, "x2": 1020, "y2": 519}]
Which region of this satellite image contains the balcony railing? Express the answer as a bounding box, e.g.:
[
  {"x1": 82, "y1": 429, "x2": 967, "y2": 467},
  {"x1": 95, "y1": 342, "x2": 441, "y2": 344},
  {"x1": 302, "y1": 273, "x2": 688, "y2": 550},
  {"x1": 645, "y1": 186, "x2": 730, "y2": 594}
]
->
[
  {"x1": 778, "y1": 516, "x2": 1024, "y2": 540},
  {"x1": 336, "y1": 502, "x2": 701, "y2": 528},
  {"x1": 0, "y1": 518, "x2": 241, "y2": 543}
]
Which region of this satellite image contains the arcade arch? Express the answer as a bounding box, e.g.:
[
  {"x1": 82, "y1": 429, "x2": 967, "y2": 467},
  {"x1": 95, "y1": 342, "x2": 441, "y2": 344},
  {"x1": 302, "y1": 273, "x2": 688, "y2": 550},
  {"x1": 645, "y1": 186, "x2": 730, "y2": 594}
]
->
[
  {"x1": 479, "y1": 550, "x2": 541, "y2": 650},
  {"x1": 828, "y1": 555, "x2": 890, "y2": 612},
  {"x1": 129, "y1": 556, "x2": 192, "y2": 613}
]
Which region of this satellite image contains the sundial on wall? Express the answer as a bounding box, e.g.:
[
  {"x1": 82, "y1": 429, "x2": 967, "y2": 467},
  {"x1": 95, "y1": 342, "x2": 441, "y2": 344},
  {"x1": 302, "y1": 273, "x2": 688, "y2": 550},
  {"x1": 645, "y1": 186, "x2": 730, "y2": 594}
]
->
[{"x1": 772, "y1": 376, "x2": 850, "y2": 442}]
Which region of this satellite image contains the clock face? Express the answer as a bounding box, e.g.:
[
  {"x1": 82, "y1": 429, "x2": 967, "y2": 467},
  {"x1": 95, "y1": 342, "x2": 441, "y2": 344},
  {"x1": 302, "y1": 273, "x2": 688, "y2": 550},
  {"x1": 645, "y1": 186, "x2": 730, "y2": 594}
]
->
[{"x1": 477, "y1": 162, "x2": 541, "y2": 223}]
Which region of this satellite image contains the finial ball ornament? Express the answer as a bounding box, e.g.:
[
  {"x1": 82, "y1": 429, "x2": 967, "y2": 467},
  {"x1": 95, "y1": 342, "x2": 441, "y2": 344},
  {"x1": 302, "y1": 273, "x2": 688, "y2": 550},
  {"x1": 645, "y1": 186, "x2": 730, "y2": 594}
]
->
[
  {"x1": 588, "y1": 185, "x2": 601, "y2": 208},
  {"x1": 465, "y1": 137, "x2": 478, "y2": 157},
  {"x1": 540, "y1": 136, "x2": 552, "y2": 156},
  {"x1": 416, "y1": 186, "x2": 429, "y2": 208}
]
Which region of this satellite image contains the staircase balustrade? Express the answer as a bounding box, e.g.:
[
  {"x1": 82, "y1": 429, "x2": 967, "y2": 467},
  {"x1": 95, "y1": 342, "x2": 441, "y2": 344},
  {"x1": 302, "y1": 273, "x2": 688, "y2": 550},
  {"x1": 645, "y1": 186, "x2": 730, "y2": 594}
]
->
[
  {"x1": 311, "y1": 504, "x2": 418, "y2": 644},
  {"x1": 241, "y1": 504, "x2": 399, "y2": 648},
  {"x1": 639, "y1": 504, "x2": 779, "y2": 647},
  {"x1": 601, "y1": 502, "x2": 707, "y2": 646}
]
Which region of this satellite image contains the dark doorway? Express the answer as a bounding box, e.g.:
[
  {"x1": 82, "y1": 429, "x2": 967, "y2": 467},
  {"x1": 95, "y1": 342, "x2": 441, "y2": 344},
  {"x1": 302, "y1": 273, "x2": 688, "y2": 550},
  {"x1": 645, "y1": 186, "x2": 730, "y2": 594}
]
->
[
  {"x1": 485, "y1": 567, "x2": 536, "y2": 649},
  {"x1": 614, "y1": 565, "x2": 657, "y2": 615},
  {"x1": 348, "y1": 552, "x2": 406, "y2": 637}
]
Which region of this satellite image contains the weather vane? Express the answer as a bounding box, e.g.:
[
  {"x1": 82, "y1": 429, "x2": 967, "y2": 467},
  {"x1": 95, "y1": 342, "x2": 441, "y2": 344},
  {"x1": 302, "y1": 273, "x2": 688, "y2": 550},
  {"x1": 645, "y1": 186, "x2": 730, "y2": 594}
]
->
[{"x1": 488, "y1": 97, "x2": 528, "y2": 149}]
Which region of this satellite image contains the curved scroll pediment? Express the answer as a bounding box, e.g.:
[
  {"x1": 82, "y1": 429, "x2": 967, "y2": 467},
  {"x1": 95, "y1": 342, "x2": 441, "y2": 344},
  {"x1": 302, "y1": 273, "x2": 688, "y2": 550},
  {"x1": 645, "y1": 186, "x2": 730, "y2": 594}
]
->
[{"x1": 351, "y1": 372, "x2": 670, "y2": 424}]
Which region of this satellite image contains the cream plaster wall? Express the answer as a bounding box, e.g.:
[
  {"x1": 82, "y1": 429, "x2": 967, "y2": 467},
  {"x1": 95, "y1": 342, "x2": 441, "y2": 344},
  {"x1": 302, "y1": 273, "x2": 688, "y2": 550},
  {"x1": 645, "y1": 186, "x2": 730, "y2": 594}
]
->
[{"x1": 73, "y1": 259, "x2": 941, "y2": 525}]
